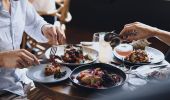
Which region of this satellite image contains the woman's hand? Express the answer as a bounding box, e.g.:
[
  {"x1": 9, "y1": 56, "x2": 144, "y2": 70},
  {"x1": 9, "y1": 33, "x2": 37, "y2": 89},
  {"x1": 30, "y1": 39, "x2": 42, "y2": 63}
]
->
[
  {"x1": 0, "y1": 49, "x2": 39, "y2": 68},
  {"x1": 42, "y1": 24, "x2": 66, "y2": 45},
  {"x1": 119, "y1": 22, "x2": 158, "y2": 41}
]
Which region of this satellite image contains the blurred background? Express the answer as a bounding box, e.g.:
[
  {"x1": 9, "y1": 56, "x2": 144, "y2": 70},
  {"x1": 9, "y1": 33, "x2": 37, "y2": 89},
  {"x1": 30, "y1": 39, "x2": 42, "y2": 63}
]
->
[{"x1": 65, "y1": 0, "x2": 170, "y2": 54}]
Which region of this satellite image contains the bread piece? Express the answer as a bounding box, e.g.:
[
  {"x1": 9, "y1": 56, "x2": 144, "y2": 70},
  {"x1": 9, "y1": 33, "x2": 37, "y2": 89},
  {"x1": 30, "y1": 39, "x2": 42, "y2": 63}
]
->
[{"x1": 130, "y1": 39, "x2": 151, "y2": 50}]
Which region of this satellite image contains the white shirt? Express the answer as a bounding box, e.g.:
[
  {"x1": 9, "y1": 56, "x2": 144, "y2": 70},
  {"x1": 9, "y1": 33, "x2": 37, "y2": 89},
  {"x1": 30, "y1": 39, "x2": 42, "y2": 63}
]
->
[
  {"x1": 0, "y1": 0, "x2": 48, "y2": 96},
  {"x1": 31, "y1": 0, "x2": 56, "y2": 14}
]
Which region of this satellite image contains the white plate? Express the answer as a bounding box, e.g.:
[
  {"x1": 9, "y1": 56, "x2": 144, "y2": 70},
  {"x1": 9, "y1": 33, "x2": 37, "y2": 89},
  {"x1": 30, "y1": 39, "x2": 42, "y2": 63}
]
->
[
  {"x1": 26, "y1": 64, "x2": 71, "y2": 83},
  {"x1": 113, "y1": 46, "x2": 165, "y2": 64},
  {"x1": 80, "y1": 41, "x2": 93, "y2": 46},
  {"x1": 134, "y1": 65, "x2": 162, "y2": 78},
  {"x1": 45, "y1": 45, "x2": 98, "y2": 66},
  {"x1": 131, "y1": 64, "x2": 169, "y2": 81}
]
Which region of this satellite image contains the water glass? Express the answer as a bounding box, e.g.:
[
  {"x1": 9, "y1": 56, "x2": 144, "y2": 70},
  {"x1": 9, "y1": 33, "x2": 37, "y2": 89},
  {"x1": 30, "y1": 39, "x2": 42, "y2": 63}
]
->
[
  {"x1": 92, "y1": 33, "x2": 99, "y2": 43},
  {"x1": 92, "y1": 32, "x2": 100, "y2": 50}
]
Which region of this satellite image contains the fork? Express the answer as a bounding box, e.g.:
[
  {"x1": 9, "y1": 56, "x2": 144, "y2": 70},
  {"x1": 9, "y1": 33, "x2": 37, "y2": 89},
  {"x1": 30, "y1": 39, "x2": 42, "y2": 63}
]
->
[
  {"x1": 50, "y1": 46, "x2": 58, "y2": 65},
  {"x1": 50, "y1": 46, "x2": 57, "y2": 56}
]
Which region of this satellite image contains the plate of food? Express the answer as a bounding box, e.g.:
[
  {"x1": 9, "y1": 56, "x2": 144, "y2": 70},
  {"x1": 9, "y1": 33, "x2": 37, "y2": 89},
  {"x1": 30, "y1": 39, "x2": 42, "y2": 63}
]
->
[
  {"x1": 26, "y1": 64, "x2": 71, "y2": 83},
  {"x1": 70, "y1": 63, "x2": 126, "y2": 90},
  {"x1": 132, "y1": 64, "x2": 170, "y2": 81},
  {"x1": 45, "y1": 44, "x2": 98, "y2": 66},
  {"x1": 113, "y1": 40, "x2": 165, "y2": 65}
]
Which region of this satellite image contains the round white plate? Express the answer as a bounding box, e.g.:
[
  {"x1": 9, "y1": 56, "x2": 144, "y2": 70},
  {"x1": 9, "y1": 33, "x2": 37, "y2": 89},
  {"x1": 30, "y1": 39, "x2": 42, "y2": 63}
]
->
[
  {"x1": 26, "y1": 64, "x2": 71, "y2": 83},
  {"x1": 80, "y1": 41, "x2": 93, "y2": 46},
  {"x1": 134, "y1": 65, "x2": 161, "y2": 78},
  {"x1": 45, "y1": 45, "x2": 98, "y2": 66},
  {"x1": 113, "y1": 46, "x2": 165, "y2": 64},
  {"x1": 133, "y1": 64, "x2": 168, "y2": 78}
]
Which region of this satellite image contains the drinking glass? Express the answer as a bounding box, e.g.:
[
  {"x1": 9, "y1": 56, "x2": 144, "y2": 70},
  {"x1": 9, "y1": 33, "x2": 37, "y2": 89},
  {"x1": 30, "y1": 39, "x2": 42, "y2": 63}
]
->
[
  {"x1": 92, "y1": 32, "x2": 100, "y2": 50},
  {"x1": 92, "y1": 32, "x2": 99, "y2": 43},
  {"x1": 115, "y1": 44, "x2": 133, "y2": 71},
  {"x1": 96, "y1": 32, "x2": 113, "y2": 63}
]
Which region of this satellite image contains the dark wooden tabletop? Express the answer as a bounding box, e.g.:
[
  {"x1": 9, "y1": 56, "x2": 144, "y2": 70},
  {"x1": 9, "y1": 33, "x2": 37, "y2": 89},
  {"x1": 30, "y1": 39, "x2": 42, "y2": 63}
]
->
[
  {"x1": 34, "y1": 60, "x2": 170, "y2": 100},
  {"x1": 34, "y1": 79, "x2": 123, "y2": 100},
  {"x1": 34, "y1": 44, "x2": 170, "y2": 100}
]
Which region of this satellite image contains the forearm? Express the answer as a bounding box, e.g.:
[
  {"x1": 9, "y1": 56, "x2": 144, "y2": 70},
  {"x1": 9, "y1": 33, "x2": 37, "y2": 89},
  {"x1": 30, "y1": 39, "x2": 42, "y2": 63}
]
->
[
  {"x1": 0, "y1": 52, "x2": 5, "y2": 67},
  {"x1": 154, "y1": 28, "x2": 170, "y2": 46},
  {"x1": 25, "y1": 1, "x2": 48, "y2": 43}
]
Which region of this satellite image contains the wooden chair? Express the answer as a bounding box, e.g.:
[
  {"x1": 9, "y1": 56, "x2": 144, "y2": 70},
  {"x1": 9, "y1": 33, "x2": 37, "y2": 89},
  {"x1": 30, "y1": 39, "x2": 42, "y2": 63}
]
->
[
  {"x1": 21, "y1": 33, "x2": 48, "y2": 58},
  {"x1": 21, "y1": 0, "x2": 71, "y2": 58}
]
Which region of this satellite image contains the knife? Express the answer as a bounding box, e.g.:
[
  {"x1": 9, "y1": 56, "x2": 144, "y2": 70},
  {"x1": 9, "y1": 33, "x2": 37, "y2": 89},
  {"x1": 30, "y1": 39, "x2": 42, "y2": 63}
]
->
[{"x1": 150, "y1": 64, "x2": 167, "y2": 69}]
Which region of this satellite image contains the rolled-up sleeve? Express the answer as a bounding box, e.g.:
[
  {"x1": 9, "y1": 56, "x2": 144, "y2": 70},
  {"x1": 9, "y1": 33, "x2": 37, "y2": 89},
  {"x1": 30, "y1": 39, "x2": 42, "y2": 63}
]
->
[{"x1": 24, "y1": 1, "x2": 48, "y2": 43}]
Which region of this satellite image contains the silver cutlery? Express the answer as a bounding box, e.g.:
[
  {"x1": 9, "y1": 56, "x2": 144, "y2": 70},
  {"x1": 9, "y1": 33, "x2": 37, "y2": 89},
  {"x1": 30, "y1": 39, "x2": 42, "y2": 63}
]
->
[
  {"x1": 50, "y1": 46, "x2": 57, "y2": 56},
  {"x1": 150, "y1": 64, "x2": 167, "y2": 69},
  {"x1": 50, "y1": 46, "x2": 58, "y2": 65}
]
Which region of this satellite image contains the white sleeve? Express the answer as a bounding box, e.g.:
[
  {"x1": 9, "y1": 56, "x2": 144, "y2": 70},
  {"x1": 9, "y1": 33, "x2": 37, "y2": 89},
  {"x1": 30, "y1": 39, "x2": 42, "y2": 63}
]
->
[{"x1": 24, "y1": 1, "x2": 48, "y2": 43}]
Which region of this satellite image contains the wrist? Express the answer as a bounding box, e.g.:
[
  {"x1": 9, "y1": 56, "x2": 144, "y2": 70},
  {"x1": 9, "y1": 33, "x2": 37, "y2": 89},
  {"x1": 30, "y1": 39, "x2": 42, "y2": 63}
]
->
[
  {"x1": 41, "y1": 24, "x2": 50, "y2": 35},
  {"x1": 152, "y1": 27, "x2": 169, "y2": 38},
  {"x1": 150, "y1": 27, "x2": 160, "y2": 37}
]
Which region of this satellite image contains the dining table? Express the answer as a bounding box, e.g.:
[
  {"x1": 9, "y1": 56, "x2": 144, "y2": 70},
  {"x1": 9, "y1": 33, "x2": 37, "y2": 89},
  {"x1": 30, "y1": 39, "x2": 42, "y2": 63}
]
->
[{"x1": 32, "y1": 42, "x2": 170, "y2": 100}]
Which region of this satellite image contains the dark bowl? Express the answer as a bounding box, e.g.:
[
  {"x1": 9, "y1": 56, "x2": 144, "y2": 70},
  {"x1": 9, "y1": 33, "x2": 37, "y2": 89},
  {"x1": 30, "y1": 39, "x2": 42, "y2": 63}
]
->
[{"x1": 69, "y1": 63, "x2": 126, "y2": 90}]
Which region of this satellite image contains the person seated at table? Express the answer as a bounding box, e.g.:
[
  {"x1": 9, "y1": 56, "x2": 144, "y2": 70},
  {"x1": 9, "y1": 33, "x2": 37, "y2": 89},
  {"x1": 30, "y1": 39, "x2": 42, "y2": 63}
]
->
[
  {"x1": 119, "y1": 22, "x2": 170, "y2": 46},
  {"x1": 99, "y1": 22, "x2": 170, "y2": 100},
  {"x1": 119, "y1": 22, "x2": 170, "y2": 62},
  {"x1": 0, "y1": 0, "x2": 65, "y2": 99}
]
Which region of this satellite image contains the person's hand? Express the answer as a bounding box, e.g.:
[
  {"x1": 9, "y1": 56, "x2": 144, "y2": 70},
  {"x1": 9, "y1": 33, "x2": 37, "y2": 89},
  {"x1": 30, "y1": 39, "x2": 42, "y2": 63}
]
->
[
  {"x1": 119, "y1": 22, "x2": 158, "y2": 41},
  {"x1": 42, "y1": 24, "x2": 66, "y2": 45},
  {"x1": 0, "y1": 49, "x2": 39, "y2": 68}
]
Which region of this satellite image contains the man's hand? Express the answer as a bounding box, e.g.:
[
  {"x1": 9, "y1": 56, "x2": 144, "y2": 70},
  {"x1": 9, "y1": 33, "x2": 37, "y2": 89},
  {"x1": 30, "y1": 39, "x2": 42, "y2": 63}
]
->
[
  {"x1": 42, "y1": 24, "x2": 66, "y2": 45},
  {"x1": 119, "y1": 22, "x2": 157, "y2": 41},
  {"x1": 0, "y1": 49, "x2": 39, "y2": 68}
]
